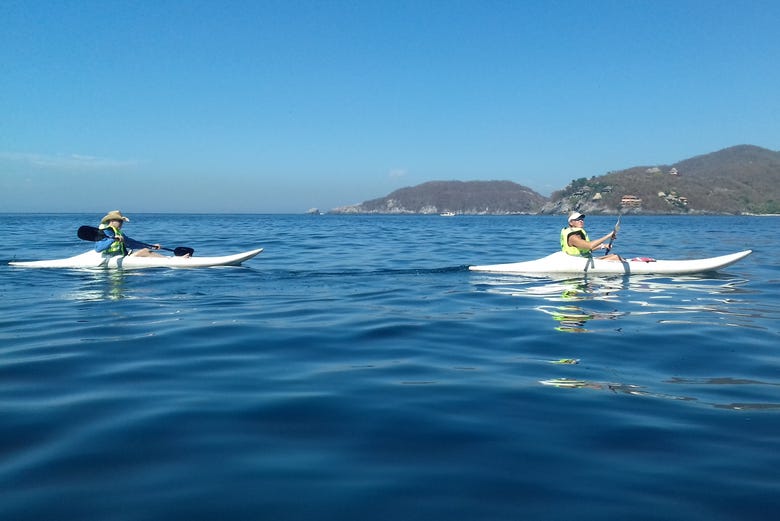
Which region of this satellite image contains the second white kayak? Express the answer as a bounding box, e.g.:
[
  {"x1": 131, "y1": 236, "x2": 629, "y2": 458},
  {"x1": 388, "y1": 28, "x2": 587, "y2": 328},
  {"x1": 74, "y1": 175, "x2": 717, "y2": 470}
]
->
[{"x1": 469, "y1": 250, "x2": 752, "y2": 276}]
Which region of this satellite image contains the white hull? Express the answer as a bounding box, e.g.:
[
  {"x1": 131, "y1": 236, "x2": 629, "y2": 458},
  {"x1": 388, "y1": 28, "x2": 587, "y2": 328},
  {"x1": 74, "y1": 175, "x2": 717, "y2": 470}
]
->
[
  {"x1": 469, "y1": 250, "x2": 752, "y2": 276},
  {"x1": 9, "y1": 248, "x2": 263, "y2": 269}
]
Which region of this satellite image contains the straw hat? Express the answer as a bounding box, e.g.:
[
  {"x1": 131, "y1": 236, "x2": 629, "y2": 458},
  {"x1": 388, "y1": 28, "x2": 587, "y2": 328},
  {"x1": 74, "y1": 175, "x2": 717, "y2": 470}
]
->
[{"x1": 100, "y1": 210, "x2": 130, "y2": 224}]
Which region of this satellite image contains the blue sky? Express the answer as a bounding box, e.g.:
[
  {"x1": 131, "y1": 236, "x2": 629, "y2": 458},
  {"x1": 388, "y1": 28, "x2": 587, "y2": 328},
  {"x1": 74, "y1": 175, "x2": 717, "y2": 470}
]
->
[{"x1": 2, "y1": 0, "x2": 779, "y2": 213}]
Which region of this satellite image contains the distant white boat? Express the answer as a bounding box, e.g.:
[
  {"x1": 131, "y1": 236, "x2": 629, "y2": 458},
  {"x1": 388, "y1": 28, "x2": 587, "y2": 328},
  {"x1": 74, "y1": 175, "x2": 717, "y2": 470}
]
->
[{"x1": 440, "y1": 211, "x2": 456, "y2": 217}]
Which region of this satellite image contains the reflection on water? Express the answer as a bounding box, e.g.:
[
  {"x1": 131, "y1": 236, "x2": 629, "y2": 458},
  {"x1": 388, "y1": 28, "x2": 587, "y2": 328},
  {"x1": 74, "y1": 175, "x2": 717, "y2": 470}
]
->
[
  {"x1": 474, "y1": 274, "x2": 625, "y2": 301},
  {"x1": 66, "y1": 269, "x2": 131, "y2": 301},
  {"x1": 474, "y1": 272, "x2": 750, "y2": 301},
  {"x1": 473, "y1": 271, "x2": 780, "y2": 411},
  {"x1": 540, "y1": 377, "x2": 699, "y2": 404},
  {"x1": 539, "y1": 376, "x2": 780, "y2": 411},
  {"x1": 473, "y1": 272, "x2": 755, "y2": 332},
  {"x1": 536, "y1": 305, "x2": 623, "y2": 333},
  {"x1": 549, "y1": 358, "x2": 579, "y2": 364}
]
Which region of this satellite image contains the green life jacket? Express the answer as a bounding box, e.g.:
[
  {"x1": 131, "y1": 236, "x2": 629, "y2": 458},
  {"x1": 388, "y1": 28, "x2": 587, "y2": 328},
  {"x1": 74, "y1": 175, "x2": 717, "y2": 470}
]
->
[
  {"x1": 104, "y1": 226, "x2": 127, "y2": 256},
  {"x1": 560, "y1": 226, "x2": 591, "y2": 256}
]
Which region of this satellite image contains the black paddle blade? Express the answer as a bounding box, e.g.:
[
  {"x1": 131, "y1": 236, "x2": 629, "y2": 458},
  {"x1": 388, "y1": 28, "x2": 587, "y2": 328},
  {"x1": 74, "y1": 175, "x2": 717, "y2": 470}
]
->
[
  {"x1": 77, "y1": 225, "x2": 105, "y2": 242},
  {"x1": 174, "y1": 247, "x2": 195, "y2": 257}
]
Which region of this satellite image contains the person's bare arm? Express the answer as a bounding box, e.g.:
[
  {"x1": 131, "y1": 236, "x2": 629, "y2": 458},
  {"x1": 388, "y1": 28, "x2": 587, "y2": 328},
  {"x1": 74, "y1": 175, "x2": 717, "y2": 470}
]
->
[{"x1": 568, "y1": 230, "x2": 615, "y2": 252}]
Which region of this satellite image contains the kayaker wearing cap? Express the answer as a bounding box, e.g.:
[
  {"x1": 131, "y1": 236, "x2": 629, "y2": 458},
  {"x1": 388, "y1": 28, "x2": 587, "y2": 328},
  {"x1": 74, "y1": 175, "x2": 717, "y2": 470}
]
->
[
  {"x1": 560, "y1": 212, "x2": 622, "y2": 261},
  {"x1": 94, "y1": 210, "x2": 165, "y2": 258}
]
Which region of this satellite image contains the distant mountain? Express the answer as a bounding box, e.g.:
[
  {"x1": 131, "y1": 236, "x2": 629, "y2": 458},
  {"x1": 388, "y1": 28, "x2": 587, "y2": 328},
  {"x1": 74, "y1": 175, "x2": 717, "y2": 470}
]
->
[
  {"x1": 329, "y1": 145, "x2": 780, "y2": 215},
  {"x1": 331, "y1": 180, "x2": 547, "y2": 215},
  {"x1": 542, "y1": 145, "x2": 780, "y2": 215}
]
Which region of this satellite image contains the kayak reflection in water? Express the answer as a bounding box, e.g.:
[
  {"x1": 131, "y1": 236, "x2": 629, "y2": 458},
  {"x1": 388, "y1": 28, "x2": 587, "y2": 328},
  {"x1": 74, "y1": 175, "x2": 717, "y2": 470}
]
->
[
  {"x1": 560, "y1": 211, "x2": 623, "y2": 261},
  {"x1": 95, "y1": 210, "x2": 168, "y2": 258}
]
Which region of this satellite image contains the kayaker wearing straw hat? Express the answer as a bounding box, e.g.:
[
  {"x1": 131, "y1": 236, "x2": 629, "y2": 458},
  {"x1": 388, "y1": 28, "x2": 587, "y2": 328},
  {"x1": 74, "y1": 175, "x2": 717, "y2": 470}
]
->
[
  {"x1": 560, "y1": 212, "x2": 622, "y2": 261},
  {"x1": 95, "y1": 210, "x2": 165, "y2": 258}
]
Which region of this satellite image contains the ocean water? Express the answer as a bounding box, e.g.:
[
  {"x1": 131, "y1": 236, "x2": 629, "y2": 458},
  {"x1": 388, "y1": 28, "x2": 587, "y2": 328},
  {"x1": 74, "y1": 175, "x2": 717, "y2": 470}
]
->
[{"x1": 1, "y1": 213, "x2": 778, "y2": 521}]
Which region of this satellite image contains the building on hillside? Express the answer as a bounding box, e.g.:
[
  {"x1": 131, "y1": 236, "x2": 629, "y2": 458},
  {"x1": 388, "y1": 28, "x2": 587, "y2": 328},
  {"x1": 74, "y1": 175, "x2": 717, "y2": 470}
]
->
[
  {"x1": 668, "y1": 168, "x2": 680, "y2": 176},
  {"x1": 657, "y1": 191, "x2": 688, "y2": 207},
  {"x1": 621, "y1": 195, "x2": 642, "y2": 207}
]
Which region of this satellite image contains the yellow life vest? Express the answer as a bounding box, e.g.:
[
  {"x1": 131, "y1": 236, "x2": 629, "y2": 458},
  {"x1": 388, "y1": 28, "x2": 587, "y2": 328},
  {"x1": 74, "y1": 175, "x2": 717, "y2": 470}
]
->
[
  {"x1": 104, "y1": 226, "x2": 127, "y2": 256},
  {"x1": 560, "y1": 226, "x2": 591, "y2": 256}
]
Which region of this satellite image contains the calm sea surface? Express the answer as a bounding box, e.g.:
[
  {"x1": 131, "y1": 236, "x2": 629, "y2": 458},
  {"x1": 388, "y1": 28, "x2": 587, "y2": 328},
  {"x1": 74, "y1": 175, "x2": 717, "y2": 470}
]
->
[{"x1": 1, "y1": 213, "x2": 778, "y2": 520}]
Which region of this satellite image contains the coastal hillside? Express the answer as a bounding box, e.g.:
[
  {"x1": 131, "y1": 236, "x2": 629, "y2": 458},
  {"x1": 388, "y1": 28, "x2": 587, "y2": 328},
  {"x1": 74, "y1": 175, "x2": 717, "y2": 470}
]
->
[
  {"x1": 331, "y1": 180, "x2": 547, "y2": 215},
  {"x1": 329, "y1": 145, "x2": 780, "y2": 215},
  {"x1": 543, "y1": 145, "x2": 780, "y2": 215}
]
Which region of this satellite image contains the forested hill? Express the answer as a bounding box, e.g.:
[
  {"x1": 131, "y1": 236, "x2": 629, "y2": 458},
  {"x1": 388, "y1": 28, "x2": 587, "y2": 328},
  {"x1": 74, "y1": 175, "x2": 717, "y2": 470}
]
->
[
  {"x1": 329, "y1": 145, "x2": 780, "y2": 215},
  {"x1": 332, "y1": 180, "x2": 546, "y2": 215},
  {"x1": 543, "y1": 145, "x2": 780, "y2": 215}
]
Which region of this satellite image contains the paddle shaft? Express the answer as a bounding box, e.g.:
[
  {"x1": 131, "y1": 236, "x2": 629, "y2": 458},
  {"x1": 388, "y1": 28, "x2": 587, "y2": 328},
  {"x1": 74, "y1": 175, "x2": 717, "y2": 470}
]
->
[
  {"x1": 603, "y1": 215, "x2": 621, "y2": 255},
  {"x1": 77, "y1": 226, "x2": 194, "y2": 256}
]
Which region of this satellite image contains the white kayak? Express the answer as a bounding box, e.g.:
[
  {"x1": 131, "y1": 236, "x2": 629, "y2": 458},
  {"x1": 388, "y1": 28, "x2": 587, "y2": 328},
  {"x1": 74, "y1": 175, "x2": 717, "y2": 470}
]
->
[
  {"x1": 469, "y1": 250, "x2": 752, "y2": 276},
  {"x1": 9, "y1": 248, "x2": 263, "y2": 269}
]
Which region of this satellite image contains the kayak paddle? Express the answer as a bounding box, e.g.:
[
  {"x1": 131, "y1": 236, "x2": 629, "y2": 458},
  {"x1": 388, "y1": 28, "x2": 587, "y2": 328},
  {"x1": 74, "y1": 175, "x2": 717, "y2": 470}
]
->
[
  {"x1": 603, "y1": 214, "x2": 621, "y2": 256},
  {"x1": 77, "y1": 225, "x2": 194, "y2": 257}
]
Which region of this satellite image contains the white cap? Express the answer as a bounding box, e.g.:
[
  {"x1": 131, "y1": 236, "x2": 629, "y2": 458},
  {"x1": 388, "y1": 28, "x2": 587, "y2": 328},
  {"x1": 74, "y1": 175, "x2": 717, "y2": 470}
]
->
[{"x1": 568, "y1": 211, "x2": 585, "y2": 222}]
